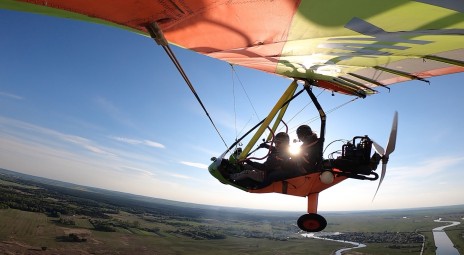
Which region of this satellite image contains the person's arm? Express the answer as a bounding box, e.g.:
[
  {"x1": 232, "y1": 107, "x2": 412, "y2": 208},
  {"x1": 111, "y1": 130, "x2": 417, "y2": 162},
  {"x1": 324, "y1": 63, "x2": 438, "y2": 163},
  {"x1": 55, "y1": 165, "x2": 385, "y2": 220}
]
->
[
  {"x1": 259, "y1": 142, "x2": 271, "y2": 149},
  {"x1": 245, "y1": 159, "x2": 265, "y2": 170}
]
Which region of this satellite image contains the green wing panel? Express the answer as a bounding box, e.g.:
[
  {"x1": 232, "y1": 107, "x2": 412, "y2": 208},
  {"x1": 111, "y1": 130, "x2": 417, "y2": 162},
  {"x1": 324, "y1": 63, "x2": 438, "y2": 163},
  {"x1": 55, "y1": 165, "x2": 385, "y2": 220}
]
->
[{"x1": 1, "y1": 0, "x2": 463, "y2": 96}]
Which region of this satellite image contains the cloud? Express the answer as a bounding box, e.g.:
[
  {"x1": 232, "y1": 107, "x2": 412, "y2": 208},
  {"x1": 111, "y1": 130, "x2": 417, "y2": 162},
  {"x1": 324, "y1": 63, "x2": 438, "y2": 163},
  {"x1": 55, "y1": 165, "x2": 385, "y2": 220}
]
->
[
  {"x1": 59, "y1": 134, "x2": 116, "y2": 157},
  {"x1": 93, "y1": 96, "x2": 134, "y2": 127},
  {"x1": 0, "y1": 116, "x2": 116, "y2": 157},
  {"x1": 111, "y1": 136, "x2": 165, "y2": 149},
  {"x1": 390, "y1": 155, "x2": 464, "y2": 178},
  {"x1": 111, "y1": 137, "x2": 140, "y2": 145},
  {"x1": 372, "y1": 155, "x2": 464, "y2": 196},
  {"x1": 180, "y1": 161, "x2": 208, "y2": 169},
  {"x1": 0, "y1": 117, "x2": 171, "y2": 188},
  {"x1": 144, "y1": 140, "x2": 165, "y2": 149},
  {"x1": 169, "y1": 173, "x2": 191, "y2": 179},
  {"x1": 118, "y1": 166, "x2": 156, "y2": 177},
  {"x1": 0, "y1": 91, "x2": 23, "y2": 100},
  {"x1": 94, "y1": 96, "x2": 119, "y2": 114},
  {"x1": 190, "y1": 144, "x2": 222, "y2": 158}
]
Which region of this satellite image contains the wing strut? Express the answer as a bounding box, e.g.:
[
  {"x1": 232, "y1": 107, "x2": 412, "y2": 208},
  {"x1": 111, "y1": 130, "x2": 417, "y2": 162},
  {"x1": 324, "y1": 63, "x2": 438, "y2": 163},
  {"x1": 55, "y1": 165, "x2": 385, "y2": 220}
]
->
[
  {"x1": 304, "y1": 81, "x2": 326, "y2": 164},
  {"x1": 347, "y1": 73, "x2": 390, "y2": 92},
  {"x1": 336, "y1": 77, "x2": 378, "y2": 94},
  {"x1": 225, "y1": 87, "x2": 306, "y2": 156},
  {"x1": 374, "y1": 66, "x2": 430, "y2": 84},
  {"x1": 146, "y1": 22, "x2": 228, "y2": 149},
  {"x1": 238, "y1": 81, "x2": 298, "y2": 160},
  {"x1": 423, "y1": 55, "x2": 464, "y2": 67},
  {"x1": 265, "y1": 86, "x2": 297, "y2": 141}
]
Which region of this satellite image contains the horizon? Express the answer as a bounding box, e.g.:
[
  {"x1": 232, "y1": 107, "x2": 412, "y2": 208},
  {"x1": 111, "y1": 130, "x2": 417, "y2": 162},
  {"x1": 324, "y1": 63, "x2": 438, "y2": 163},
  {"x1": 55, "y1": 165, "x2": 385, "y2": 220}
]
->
[
  {"x1": 1, "y1": 9, "x2": 463, "y2": 212},
  {"x1": 2, "y1": 167, "x2": 463, "y2": 215}
]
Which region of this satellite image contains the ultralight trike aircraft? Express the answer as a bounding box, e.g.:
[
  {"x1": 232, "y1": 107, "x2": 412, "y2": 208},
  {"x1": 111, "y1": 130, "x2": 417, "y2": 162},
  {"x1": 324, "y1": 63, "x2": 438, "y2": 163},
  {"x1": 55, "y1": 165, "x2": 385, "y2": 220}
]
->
[
  {"x1": 2, "y1": 0, "x2": 462, "y2": 232},
  {"x1": 208, "y1": 80, "x2": 398, "y2": 232}
]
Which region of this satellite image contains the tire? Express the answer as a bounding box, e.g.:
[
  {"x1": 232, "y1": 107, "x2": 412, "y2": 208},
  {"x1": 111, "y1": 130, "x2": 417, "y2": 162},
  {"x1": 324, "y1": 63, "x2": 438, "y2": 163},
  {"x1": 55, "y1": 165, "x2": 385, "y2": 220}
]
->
[{"x1": 297, "y1": 213, "x2": 327, "y2": 232}]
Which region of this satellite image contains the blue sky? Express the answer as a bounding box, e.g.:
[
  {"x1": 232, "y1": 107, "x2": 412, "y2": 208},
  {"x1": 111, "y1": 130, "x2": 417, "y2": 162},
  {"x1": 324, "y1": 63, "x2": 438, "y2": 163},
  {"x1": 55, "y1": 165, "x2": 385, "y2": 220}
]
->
[{"x1": 1, "y1": 10, "x2": 463, "y2": 212}]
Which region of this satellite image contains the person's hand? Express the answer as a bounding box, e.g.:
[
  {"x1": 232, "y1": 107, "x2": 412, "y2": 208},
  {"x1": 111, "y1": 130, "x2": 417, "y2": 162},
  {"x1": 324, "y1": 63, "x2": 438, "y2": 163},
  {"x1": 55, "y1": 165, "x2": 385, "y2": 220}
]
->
[{"x1": 258, "y1": 142, "x2": 268, "y2": 148}]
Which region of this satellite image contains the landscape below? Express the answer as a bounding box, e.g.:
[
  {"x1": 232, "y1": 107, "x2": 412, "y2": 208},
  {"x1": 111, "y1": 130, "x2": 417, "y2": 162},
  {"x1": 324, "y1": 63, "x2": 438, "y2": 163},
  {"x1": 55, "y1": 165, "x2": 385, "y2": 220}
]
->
[{"x1": 0, "y1": 168, "x2": 462, "y2": 255}]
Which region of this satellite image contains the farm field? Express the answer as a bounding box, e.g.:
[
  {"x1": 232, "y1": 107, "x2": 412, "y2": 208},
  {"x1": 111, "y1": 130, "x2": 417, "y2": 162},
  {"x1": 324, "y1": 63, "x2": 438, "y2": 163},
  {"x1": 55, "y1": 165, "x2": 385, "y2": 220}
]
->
[
  {"x1": 0, "y1": 168, "x2": 463, "y2": 255},
  {"x1": 0, "y1": 209, "x2": 347, "y2": 255}
]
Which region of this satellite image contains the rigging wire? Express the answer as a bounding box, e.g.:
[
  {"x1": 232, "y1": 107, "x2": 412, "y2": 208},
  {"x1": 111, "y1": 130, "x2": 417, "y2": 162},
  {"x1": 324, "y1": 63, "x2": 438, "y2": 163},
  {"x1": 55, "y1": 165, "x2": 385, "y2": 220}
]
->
[
  {"x1": 288, "y1": 96, "x2": 360, "y2": 134},
  {"x1": 231, "y1": 65, "x2": 238, "y2": 141},
  {"x1": 226, "y1": 88, "x2": 306, "y2": 154},
  {"x1": 286, "y1": 89, "x2": 326, "y2": 124},
  {"x1": 164, "y1": 46, "x2": 229, "y2": 148},
  {"x1": 229, "y1": 64, "x2": 261, "y2": 139},
  {"x1": 324, "y1": 97, "x2": 359, "y2": 115},
  {"x1": 147, "y1": 22, "x2": 229, "y2": 149},
  {"x1": 147, "y1": 22, "x2": 360, "y2": 151},
  {"x1": 230, "y1": 65, "x2": 260, "y2": 120},
  {"x1": 237, "y1": 115, "x2": 254, "y2": 139}
]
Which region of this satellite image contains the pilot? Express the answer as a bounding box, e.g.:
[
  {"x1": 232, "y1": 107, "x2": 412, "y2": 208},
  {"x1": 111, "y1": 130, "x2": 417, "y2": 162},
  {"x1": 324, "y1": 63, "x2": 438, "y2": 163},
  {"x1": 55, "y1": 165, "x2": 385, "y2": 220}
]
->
[{"x1": 230, "y1": 132, "x2": 291, "y2": 184}]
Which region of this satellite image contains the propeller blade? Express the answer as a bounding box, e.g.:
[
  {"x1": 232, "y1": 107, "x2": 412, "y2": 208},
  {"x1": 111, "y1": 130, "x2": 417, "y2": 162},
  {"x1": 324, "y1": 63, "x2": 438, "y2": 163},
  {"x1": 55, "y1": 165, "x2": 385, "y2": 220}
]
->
[
  {"x1": 372, "y1": 163, "x2": 387, "y2": 201},
  {"x1": 372, "y1": 141, "x2": 385, "y2": 156},
  {"x1": 372, "y1": 111, "x2": 398, "y2": 202},
  {"x1": 385, "y1": 111, "x2": 398, "y2": 156}
]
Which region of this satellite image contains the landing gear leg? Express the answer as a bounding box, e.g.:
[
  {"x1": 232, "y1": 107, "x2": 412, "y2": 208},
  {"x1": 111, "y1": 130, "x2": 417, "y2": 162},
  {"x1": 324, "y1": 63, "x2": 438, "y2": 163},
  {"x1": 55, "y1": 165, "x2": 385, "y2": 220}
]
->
[{"x1": 297, "y1": 193, "x2": 327, "y2": 232}]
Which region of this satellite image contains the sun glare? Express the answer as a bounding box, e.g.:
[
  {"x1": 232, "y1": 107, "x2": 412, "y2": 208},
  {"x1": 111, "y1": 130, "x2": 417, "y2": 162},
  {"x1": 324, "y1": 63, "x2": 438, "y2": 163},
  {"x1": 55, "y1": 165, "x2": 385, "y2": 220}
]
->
[{"x1": 289, "y1": 143, "x2": 301, "y2": 155}]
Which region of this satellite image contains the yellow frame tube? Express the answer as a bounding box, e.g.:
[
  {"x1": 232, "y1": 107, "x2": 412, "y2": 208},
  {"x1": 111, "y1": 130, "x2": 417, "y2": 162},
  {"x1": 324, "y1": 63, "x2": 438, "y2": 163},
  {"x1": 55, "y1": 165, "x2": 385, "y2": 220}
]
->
[
  {"x1": 266, "y1": 84, "x2": 297, "y2": 141},
  {"x1": 239, "y1": 80, "x2": 298, "y2": 159}
]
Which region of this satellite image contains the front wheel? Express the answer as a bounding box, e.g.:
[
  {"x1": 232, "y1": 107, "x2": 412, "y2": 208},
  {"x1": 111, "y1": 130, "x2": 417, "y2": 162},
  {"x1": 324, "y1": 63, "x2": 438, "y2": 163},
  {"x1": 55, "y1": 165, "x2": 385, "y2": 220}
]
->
[{"x1": 297, "y1": 213, "x2": 327, "y2": 232}]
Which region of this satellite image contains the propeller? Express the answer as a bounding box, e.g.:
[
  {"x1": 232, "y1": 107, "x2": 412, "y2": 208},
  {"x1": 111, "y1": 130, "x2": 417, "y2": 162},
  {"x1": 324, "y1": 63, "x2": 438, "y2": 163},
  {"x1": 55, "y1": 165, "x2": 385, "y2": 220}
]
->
[{"x1": 372, "y1": 111, "x2": 398, "y2": 201}]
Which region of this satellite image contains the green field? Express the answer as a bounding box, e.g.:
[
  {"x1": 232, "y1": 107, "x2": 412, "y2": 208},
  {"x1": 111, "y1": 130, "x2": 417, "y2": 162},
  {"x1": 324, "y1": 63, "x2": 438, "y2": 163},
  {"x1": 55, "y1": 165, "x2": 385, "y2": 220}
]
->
[
  {"x1": 322, "y1": 209, "x2": 464, "y2": 255},
  {"x1": 0, "y1": 169, "x2": 463, "y2": 255},
  {"x1": 2, "y1": 208, "x2": 463, "y2": 255},
  {"x1": 0, "y1": 178, "x2": 38, "y2": 189},
  {"x1": 0, "y1": 209, "x2": 347, "y2": 255}
]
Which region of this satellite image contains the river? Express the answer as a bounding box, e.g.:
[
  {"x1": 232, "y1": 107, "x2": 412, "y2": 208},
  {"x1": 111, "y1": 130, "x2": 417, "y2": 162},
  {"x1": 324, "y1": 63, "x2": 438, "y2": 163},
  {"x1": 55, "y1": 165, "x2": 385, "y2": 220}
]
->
[
  {"x1": 433, "y1": 218, "x2": 461, "y2": 255},
  {"x1": 301, "y1": 232, "x2": 366, "y2": 255},
  {"x1": 302, "y1": 217, "x2": 461, "y2": 255}
]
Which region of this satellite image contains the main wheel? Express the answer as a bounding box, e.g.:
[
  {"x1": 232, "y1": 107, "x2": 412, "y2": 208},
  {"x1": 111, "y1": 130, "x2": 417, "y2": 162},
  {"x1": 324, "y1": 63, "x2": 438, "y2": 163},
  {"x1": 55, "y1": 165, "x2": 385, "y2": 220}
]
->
[{"x1": 297, "y1": 213, "x2": 327, "y2": 232}]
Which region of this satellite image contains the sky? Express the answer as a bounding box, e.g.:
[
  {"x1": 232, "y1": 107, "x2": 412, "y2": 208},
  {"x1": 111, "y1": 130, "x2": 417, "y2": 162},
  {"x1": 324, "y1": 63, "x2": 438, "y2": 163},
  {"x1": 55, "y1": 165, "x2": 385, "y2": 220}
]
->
[{"x1": 1, "y1": 9, "x2": 463, "y2": 213}]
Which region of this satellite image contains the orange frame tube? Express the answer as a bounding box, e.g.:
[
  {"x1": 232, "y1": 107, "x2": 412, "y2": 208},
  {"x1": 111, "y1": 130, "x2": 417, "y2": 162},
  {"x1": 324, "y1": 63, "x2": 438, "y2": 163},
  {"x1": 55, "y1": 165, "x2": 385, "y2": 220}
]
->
[{"x1": 307, "y1": 193, "x2": 319, "y2": 214}]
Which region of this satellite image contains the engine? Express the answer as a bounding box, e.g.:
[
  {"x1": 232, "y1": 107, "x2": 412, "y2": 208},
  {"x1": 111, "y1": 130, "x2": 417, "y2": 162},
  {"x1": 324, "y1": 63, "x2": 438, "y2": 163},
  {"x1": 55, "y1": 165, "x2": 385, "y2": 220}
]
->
[{"x1": 326, "y1": 135, "x2": 380, "y2": 176}]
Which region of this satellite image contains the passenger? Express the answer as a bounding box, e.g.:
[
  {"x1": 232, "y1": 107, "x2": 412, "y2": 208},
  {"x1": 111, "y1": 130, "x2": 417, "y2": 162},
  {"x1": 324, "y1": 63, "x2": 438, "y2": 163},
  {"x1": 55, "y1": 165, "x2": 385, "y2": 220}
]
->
[
  {"x1": 230, "y1": 132, "x2": 291, "y2": 184},
  {"x1": 295, "y1": 125, "x2": 320, "y2": 173}
]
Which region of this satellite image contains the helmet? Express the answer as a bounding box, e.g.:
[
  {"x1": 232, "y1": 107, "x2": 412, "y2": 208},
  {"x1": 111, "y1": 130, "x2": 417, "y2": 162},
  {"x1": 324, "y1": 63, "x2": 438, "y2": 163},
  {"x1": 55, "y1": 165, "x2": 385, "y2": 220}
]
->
[
  {"x1": 297, "y1": 125, "x2": 312, "y2": 137},
  {"x1": 274, "y1": 132, "x2": 289, "y2": 142}
]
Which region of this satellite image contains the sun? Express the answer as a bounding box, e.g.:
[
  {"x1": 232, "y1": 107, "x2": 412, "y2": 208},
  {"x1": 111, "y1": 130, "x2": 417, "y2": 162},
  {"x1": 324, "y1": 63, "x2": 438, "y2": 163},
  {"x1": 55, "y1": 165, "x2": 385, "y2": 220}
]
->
[{"x1": 289, "y1": 143, "x2": 301, "y2": 155}]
